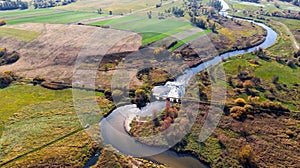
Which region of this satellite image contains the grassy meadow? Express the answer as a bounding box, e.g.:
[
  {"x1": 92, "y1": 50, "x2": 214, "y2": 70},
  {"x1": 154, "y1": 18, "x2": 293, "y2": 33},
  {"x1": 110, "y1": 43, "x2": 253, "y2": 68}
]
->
[
  {"x1": 0, "y1": 84, "x2": 113, "y2": 167},
  {"x1": 90, "y1": 15, "x2": 210, "y2": 45},
  {"x1": 0, "y1": 84, "x2": 105, "y2": 138},
  {"x1": 0, "y1": 27, "x2": 40, "y2": 41},
  {"x1": 1, "y1": 9, "x2": 105, "y2": 25},
  {"x1": 57, "y1": 0, "x2": 170, "y2": 13}
]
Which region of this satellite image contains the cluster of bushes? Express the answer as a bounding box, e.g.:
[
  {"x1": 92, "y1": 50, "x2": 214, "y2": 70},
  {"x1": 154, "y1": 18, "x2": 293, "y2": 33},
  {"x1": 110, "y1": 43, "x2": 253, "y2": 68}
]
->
[
  {"x1": 230, "y1": 98, "x2": 254, "y2": 120},
  {"x1": 270, "y1": 9, "x2": 300, "y2": 20},
  {"x1": 254, "y1": 47, "x2": 270, "y2": 60},
  {"x1": 166, "y1": 6, "x2": 185, "y2": 17},
  {"x1": 230, "y1": 97, "x2": 289, "y2": 120},
  {"x1": 0, "y1": 48, "x2": 20, "y2": 66},
  {"x1": 0, "y1": 0, "x2": 28, "y2": 10},
  {"x1": 0, "y1": 70, "x2": 17, "y2": 88},
  {"x1": 260, "y1": 101, "x2": 289, "y2": 111},
  {"x1": 275, "y1": 56, "x2": 299, "y2": 68}
]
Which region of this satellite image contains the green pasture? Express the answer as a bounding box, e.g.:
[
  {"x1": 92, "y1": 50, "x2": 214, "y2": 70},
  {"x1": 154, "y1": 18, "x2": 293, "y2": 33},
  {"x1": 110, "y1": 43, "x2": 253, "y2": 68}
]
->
[{"x1": 0, "y1": 9, "x2": 105, "y2": 25}]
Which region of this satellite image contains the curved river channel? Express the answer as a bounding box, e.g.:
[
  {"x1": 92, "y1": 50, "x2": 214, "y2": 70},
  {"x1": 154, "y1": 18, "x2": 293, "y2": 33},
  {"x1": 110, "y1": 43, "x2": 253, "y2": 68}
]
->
[{"x1": 88, "y1": 0, "x2": 278, "y2": 167}]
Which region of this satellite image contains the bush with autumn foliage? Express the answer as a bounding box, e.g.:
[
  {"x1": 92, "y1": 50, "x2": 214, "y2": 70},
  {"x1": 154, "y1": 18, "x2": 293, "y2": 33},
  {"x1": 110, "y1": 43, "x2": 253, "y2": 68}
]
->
[{"x1": 0, "y1": 20, "x2": 6, "y2": 26}]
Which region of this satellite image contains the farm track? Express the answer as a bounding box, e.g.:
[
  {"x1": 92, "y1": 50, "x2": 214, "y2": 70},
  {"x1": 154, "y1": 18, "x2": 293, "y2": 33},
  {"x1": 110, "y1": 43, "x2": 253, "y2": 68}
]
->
[
  {"x1": 72, "y1": 15, "x2": 122, "y2": 24},
  {"x1": 277, "y1": 21, "x2": 300, "y2": 50}
]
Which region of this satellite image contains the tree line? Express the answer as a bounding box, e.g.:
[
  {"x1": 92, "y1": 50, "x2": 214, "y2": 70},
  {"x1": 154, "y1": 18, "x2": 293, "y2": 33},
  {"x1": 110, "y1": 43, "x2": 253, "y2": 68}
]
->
[
  {"x1": 0, "y1": 0, "x2": 77, "y2": 10},
  {"x1": 0, "y1": 0, "x2": 28, "y2": 10}
]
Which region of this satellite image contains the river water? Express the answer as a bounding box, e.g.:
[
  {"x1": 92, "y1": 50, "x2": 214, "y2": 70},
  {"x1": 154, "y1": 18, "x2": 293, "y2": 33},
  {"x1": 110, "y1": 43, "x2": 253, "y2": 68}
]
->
[{"x1": 94, "y1": 0, "x2": 278, "y2": 167}]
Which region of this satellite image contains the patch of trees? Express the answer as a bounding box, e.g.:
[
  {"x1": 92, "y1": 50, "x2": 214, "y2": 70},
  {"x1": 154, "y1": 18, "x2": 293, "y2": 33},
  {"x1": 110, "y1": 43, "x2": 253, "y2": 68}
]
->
[
  {"x1": 33, "y1": 0, "x2": 76, "y2": 9},
  {"x1": 147, "y1": 11, "x2": 152, "y2": 19},
  {"x1": 240, "y1": 0, "x2": 259, "y2": 3},
  {"x1": 276, "y1": 0, "x2": 300, "y2": 7},
  {"x1": 97, "y1": 8, "x2": 103, "y2": 14},
  {"x1": 134, "y1": 88, "x2": 149, "y2": 109},
  {"x1": 292, "y1": 0, "x2": 300, "y2": 6},
  {"x1": 190, "y1": 17, "x2": 207, "y2": 29},
  {"x1": 151, "y1": 98, "x2": 179, "y2": 131},
  {"x1": 271, "y1": 9, "x2": 300, "y2": 20},
  {"x1": 0, "y1": 0, "x2": 28, "y2": 10},
  {"x1": 169, "y1": 6, "x2": 185, "y2": 17},
  {"x1": 207, "y1": 0, "x2": 222, "y2": 12}
]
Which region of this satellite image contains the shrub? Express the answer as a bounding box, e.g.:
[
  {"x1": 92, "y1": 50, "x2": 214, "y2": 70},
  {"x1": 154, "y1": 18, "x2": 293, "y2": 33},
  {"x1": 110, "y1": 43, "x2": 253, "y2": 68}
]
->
[
  {"x1": 238, "y1": 71, "x2": 250, "y2": 80},
  {"x1": 287, "y1": 60, "x2": 296, "y2": 68},
  {"x1": 239, "y1": 144, "x2": 256, "y2": 167},
  {"x1": 135, "y1": 88, "x2": 149, "y2": 109},
  {"x1": 247, "y1": 96, "x2": 260, "y2": 103},
  {"x1": 112, "y1": 89, "x2": 124, "y2": 99},
  {"x1": 234, "y1": 98, "x2": 246, "y2": 106},
  {"x1": 33, "y1": 76, "x2": 45, "y2": 85},
  {"x1": 230, "y1": 106, "x2": 246, "y2": 120},
  {"x1": 0, "y1": 71, "x2": 14, "y2": 88},
  {"x1": 244, "y1": 104, "x2": 254, "y2": 114},
  {"x1": 243, "y1": 80, "x2": 254, "y2": 89},
  {"x1": 0, "y1": 20, "x2": 6, "y2": 26},
  {"x1": 0, "y1": 48, "x2": 6, "y2": 57},
  {"x1": 6, "y1": 52, "x2": 20, "y2": 64}
]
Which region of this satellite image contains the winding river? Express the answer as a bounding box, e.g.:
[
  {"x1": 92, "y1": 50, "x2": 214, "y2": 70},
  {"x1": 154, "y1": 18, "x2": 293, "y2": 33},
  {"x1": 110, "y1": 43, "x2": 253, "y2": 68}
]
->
[{"x1": 93, "y1": 0, "x2": 278, "y2": 167}]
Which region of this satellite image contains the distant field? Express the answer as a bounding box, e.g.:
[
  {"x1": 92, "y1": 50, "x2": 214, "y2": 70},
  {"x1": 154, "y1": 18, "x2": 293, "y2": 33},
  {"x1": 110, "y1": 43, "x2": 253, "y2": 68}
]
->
[
  {"x1": 0, "y1": 27, "x2": 40, "y2": 41},
  {"x1": 57, "y1": 0, "x2": 165, "y2": 13},
  {"x1": 91, "y1": 15, "x2": 196, "y2": 45},
  {"x1": 227, "y1": 0, "x2": 300, "y2": 12},
  {"x1": 0, "y1": 9, "x2": 105, "y2": 24}
]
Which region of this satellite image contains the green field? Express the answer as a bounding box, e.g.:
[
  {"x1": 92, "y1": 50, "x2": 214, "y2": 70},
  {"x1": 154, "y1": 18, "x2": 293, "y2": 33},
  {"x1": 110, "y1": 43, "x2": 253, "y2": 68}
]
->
[
  {"x1": 90, "y1": 15, "x2": 203, "y2": 45},
  {"x1": 169, "y1": 29, "x2": 212, "y2": 51},
  {"x1": 57, "y1": 0, "x2": 169, "y2": 13},
  {"x1": 0, "y1": 84, "x2": 114, "y2": 167},
  {"x1": 0, "y1": 9, "x2": 105, "y2": 25},
  {"x1": 223, "y1": 54, "x2": 300, "y2": 85},
  {"x1": 0, "y1": 84, "x2": 104, "y2": 137},
  {"x1": 0, "y1": 27, "x2": 40, "y2": 41},
  {"x1": 222, "y1": 53, "x2": 300, "y2": 110}
]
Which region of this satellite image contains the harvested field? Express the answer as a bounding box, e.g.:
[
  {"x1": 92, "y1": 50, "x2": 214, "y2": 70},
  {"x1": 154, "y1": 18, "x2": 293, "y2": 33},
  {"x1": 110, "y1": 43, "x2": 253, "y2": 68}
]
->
[{"x1": 0, "y1": 23, "x2": 142, "y2": 86}]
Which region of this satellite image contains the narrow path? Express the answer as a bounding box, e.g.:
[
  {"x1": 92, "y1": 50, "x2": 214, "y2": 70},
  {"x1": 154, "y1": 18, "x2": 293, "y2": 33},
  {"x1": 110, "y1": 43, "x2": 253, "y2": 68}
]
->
[{"x1": 277, "y1": 21, "x2": 299, "y2": 50}]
